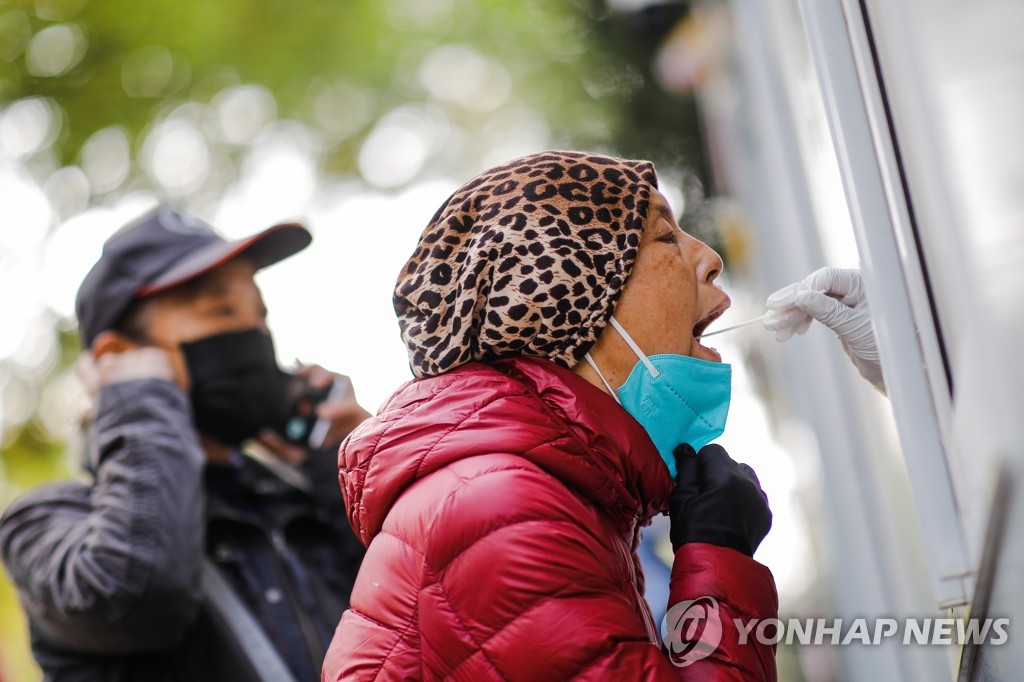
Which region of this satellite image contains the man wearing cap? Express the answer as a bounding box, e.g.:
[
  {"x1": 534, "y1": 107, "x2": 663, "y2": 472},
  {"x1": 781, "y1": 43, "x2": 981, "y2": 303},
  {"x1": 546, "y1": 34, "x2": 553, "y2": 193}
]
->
[{"x1": 0, "y1": 206, "x2": 369, "y2": 682}]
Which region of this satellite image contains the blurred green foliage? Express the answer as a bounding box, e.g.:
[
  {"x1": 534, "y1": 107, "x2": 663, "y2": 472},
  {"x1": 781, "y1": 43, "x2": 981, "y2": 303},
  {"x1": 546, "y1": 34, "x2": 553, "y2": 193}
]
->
[
  {"x1": 0, "y1": 0, "x2": 702, "y2": 679},
  {"x1": 0, "y1": 0, "x2": 704, "y2": 180}
]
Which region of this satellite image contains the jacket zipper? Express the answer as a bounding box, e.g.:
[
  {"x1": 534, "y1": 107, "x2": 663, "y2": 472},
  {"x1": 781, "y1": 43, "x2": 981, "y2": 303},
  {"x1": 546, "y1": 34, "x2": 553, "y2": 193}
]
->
[
  {"x1": 622, "y1": 524, "x2": 660, "y2": 643},
  {"x1": 606, "y1": 516, "x2": 661, "y2": 644}
]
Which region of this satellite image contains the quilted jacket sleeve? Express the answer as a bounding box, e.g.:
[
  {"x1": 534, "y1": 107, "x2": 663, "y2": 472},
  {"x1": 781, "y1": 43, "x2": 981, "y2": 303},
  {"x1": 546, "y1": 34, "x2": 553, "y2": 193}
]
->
[
  {"x1": 666, "y1": 543, "x2": 778, "y2": 680},
  {"x1": 416, "y1": 457, "x2": 778, "y2": 681}
]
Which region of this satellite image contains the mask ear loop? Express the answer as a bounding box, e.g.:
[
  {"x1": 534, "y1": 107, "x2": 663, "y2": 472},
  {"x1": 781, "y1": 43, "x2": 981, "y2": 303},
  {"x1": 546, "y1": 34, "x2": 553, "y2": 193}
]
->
[
  {"x1": 608, "y1": 317, "x2": 660, "y2": 378},
  {"x1": 583, "y1": 353, "x2": 622, "y2": 405}
]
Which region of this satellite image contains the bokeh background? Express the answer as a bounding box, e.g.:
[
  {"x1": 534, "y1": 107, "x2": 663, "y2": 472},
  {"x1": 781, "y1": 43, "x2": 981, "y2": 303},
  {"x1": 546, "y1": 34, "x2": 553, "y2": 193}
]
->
[{"x1": 0, "y1": 0, "x2": 858, "y2": 679}]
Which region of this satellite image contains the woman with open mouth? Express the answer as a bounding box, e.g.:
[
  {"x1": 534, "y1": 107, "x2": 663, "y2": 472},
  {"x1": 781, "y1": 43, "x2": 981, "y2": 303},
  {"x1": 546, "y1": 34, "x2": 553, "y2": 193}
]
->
[{"x1": 324, "y1": 150, "x2": 777, "y2": 681}]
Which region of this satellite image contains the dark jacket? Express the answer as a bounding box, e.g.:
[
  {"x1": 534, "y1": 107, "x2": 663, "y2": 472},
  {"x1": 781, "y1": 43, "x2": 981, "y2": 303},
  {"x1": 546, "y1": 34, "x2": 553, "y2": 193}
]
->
[
  {"x1": 0, "y1": 378, "x2": 364, "y2": 682},
  {"x1": 324, "y1": 357, "x2": 778, "y2": 680}
]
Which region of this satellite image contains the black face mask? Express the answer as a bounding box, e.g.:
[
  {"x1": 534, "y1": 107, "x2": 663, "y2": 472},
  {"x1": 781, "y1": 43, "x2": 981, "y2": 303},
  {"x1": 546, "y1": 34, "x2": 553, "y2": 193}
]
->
[{"x1": 180, "y1": 328, "x2": 290, "y2": 446}]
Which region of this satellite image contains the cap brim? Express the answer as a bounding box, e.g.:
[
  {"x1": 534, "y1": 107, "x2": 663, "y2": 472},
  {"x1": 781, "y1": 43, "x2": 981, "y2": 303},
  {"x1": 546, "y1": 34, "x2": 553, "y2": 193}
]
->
[{"x1": 137, "y1": 222, "x2": 312, "y2": 297}]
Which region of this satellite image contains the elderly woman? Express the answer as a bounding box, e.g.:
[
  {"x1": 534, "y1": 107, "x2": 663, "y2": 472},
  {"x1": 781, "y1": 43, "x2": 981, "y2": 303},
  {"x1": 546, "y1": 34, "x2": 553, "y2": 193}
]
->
[{"x1": 324, "y1": 151, "x2": 777, "y2": 680}]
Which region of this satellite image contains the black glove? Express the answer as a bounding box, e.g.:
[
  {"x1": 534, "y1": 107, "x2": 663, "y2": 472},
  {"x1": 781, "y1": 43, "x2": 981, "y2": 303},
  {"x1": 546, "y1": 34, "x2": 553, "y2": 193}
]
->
[{"x1": 668, "y1": 443, "x2": 772, "y2": 557}]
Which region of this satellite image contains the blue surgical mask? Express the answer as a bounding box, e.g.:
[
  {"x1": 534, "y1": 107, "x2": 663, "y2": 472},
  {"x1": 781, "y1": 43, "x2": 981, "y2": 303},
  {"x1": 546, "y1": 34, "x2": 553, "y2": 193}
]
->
[{"x1": 584, "y1": 317, "x2": 732, "y2": 478}]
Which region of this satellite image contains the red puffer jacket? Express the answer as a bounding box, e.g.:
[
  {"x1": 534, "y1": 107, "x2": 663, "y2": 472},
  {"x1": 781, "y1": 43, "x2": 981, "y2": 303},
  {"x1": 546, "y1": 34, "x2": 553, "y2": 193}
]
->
[{"x1": 323, "y1": 356, "x2": 777, "y2": 681}]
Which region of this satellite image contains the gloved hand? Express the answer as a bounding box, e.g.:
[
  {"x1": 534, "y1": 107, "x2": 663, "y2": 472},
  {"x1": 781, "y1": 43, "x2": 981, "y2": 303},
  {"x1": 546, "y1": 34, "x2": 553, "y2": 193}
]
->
[
  {"x1": 763, "y1": 266, "x2": 886, "y2": 392},
  {"x1": 669, "y1": 444, "x2": 772, "y2": 557}
]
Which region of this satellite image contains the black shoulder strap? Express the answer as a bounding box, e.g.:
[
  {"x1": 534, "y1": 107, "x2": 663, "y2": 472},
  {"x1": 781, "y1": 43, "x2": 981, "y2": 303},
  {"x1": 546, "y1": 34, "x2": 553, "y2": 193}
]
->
[{"x1": 200, "y1": 559, "x2": 299, "y2": 682}]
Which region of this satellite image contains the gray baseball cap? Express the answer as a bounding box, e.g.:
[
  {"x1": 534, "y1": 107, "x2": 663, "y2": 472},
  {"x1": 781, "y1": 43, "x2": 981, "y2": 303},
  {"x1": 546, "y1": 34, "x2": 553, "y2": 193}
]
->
[{"x1": 75, "y1": 204, "x2": 311, "y2": 347}]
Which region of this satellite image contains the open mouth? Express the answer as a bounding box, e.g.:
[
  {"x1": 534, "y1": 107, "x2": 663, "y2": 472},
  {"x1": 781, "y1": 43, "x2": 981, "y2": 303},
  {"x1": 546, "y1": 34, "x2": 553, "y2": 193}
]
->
[{"x1": 693, "y1": 306, "x2": 727, "y2": 340}]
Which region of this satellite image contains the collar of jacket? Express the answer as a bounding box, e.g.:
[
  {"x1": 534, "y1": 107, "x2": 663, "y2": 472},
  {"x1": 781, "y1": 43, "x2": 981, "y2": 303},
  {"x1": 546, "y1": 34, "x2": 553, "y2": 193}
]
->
[
  {"x1": 339, "y1": 355, "x2": 673, "y2": 546},
  {"x1": 204, "y1": 452, "x2": 323, "y2": 527}
]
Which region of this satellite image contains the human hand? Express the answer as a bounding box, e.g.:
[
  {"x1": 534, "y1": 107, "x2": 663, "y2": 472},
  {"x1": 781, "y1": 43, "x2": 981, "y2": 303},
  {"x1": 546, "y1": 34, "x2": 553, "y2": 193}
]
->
[
  {"x1": 763, "y1": 266, "x2": 885, "y2": 392},
  {"x1": 81, "y1": 347, "x2": 176, "y2": 393},
  {"x1": 257, "y1": 365, "x2": 371, "y2": 466},
  {"x1": 669, "y1": 444, "x2": 772, "y2": 557}
]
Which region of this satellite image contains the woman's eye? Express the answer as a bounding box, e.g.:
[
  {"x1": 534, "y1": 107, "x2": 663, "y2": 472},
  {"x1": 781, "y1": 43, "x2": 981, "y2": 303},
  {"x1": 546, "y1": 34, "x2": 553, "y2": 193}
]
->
[
  {"x1": 659, "y1": 231, "x2": 677, "y2": 244},
  {"x1": 215, "y1": 305, "x2": 236, "y2": 316}
]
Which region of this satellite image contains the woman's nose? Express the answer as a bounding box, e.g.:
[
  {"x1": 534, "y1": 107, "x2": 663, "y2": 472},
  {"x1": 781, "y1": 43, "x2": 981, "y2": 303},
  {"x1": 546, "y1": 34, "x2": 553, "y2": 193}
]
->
[{"x1": 697, "y1": 240, "x2": 724, "y2": 284}]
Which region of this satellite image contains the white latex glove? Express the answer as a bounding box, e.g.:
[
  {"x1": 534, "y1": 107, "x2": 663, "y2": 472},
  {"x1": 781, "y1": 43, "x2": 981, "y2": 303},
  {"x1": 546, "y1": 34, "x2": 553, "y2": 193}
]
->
[{"x1": 763, "y1": 267, "x2": 886, "y2": 393}]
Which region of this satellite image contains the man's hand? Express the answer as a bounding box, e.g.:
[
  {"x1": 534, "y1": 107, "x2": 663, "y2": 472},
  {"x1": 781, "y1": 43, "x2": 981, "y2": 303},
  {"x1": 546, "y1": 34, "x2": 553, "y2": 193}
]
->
[
  {"x1": 257, "y1": 365, "x2": 371, "y2": 466},
  {"x1": 79, "y1": 347, "x2": 176, "y2": 395}
]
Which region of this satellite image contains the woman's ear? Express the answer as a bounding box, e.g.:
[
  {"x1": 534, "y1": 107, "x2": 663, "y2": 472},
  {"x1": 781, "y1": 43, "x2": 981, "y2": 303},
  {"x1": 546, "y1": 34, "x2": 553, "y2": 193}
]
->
[{"x1": 90, "y1": 330, "x2": 141, "y2": 360}]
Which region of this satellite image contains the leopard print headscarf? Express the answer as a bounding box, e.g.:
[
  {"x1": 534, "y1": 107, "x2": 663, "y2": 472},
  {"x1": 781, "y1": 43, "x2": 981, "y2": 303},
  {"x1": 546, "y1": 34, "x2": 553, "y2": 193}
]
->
[{"x1": 394, "y1": 150, "x2": 658, "y2": 378}]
